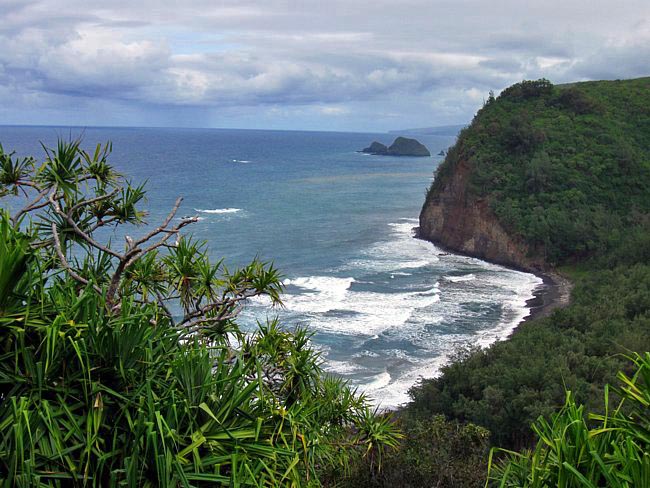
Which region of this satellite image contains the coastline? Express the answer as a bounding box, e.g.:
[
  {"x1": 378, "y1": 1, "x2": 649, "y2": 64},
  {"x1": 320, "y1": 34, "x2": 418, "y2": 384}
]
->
[
  {"x1": 373, "y1": 234, "x2": 573, "y2": 412},
  {"x1": 520, "y1": 271, "x2": 573, "y2": 325},
  {"x1": 416, "y1": 229, "x2": 573, "y2": 331}
]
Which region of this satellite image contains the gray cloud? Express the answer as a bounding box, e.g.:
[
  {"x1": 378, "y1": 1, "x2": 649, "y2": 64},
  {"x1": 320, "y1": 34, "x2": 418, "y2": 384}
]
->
[{"x1": 0, "y1": 0, "x2": 649, "y2": 131}]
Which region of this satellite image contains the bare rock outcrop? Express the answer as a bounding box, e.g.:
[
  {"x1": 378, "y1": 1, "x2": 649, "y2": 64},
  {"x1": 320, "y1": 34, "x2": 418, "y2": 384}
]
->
[{"x1": 418, "y1": 159, "x2": 545, "y2": 272}]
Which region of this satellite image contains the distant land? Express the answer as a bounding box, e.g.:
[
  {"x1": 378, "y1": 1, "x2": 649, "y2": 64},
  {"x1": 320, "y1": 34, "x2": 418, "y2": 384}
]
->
[{"x1": 388, "y1": 124, "x2": 466, "y2": 137}]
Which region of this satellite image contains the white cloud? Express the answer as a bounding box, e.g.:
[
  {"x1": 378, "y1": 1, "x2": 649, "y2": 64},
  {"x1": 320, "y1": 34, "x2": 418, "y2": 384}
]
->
[
  {"x1": 317, "y1": 106, "x2": 350, "y2": 116},
  {"x1": 38, "y1": 27, "x2": 170, "y2": 94},
  {"x1": 0, "y1": 0, "x2": 649, "y2": 130}
]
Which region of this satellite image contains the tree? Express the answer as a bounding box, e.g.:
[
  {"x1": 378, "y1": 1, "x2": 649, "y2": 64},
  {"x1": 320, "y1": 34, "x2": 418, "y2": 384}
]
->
[{"x1": 0, "y1": 140, "x2": 401, "y2": 486}]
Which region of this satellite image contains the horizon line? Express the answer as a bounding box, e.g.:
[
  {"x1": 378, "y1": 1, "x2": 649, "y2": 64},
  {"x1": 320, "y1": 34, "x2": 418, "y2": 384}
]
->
[{"x1": 0, "y1": 122, "x2": 399, "y2": 136}]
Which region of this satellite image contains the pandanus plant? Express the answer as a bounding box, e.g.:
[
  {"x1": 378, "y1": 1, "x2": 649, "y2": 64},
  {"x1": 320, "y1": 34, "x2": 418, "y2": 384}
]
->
[
  {"x1": 488, "y1": 353, "x2": 650, "y2": 487},
  {"x1": 0, "y1": 140, "x2": 401, "y2": 486}
]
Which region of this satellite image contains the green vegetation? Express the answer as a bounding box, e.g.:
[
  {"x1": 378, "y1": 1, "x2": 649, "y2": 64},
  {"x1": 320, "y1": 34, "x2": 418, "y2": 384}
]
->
[
  {"x1": 427, "y1": 77, "x2": 650, "y2": 265},
  {"x1": 408, "y1": 264, "x2": 650, "y2": 449},
  {"x1": 489, "y1": 353, "x2": 650, "y2": 487},
  {"x1": 341, "y1": 415, "x2": 489, "y2": 487},
  {"x1": 398, "y1": 77, "x2": 650, "y2": 486},
  {"x1": 0, "y1": 141, "x2": 400, "y2": 486}
]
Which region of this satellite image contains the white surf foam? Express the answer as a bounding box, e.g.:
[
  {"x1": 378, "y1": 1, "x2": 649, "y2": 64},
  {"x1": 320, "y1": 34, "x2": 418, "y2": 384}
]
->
[
  {"x1": 194, "y1": 208, "x2": 242, "y2": 214},
  {"x1": 367, "y1": 268, "x2": 541, "y2": 409},
  {"x1": 473, "y1": 270, "x2": 543, "y2": 347},
  {"x1": 243, "y1": 216, "x2": 543, "y2": 412},
  {"x1": 345, "y1": 220, "x2": 440, "y2": 274},
  {"x1": 341, "y1": 256, "x2": 540, "y2": 410},
  {"x1": 283, "y1": 276, "x2": 355, "y2": 314},
  {"x1": 365, "y1": 355, "x2": 450, "y2": 409},
  {"x1": 444, "y1": 273, "x2": 476, "y2": 282},
  {"x1": 324, "y1": 360, "x2": 365, "y2": 375},
  {"x1": 360, "y1": 371, "x2": 392, "y2": 393},
  {"x1": 280, "y1": 275, "x2": 441, "y2": 336}
]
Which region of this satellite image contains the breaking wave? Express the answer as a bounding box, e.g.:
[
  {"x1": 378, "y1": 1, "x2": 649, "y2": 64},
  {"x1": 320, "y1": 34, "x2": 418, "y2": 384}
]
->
[
  {"x1": 194, "y1": 208, "x2": 242, "y2": 214},
  {"x1": 243, "y1": 218, "x2": 543, "y2": 409}
]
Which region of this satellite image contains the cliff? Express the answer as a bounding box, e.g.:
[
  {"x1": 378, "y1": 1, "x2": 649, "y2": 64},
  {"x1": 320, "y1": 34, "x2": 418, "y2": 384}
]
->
[
  {"x1": 408, "y1": 77, "x2": 650, "y2": 468},
  {"x1": 419, "y1": 158, "x2": 543, "y2": 271},
  {"x1": 418, "y1": 77, "x2": 650, "y2": 270}
]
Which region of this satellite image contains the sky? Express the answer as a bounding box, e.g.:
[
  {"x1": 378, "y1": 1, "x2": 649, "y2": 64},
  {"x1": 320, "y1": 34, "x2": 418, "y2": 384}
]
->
[{"x1": 1, "y1": 0, "x2": 649, "y2": 132}]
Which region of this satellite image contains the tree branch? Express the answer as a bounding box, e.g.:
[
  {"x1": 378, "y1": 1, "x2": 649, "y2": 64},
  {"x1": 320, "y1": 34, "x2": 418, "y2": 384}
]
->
[
  {"x1": 49, "y1": 191, "x2": 122, "y2": 259},
  {"x1": 155, "y1": 291, "x2": 175, "y2": 325},
  {"x1": 67, "y1": 187, "x2": 119, "y2": 216},
  {"x1": 176, "y1": 289, "x2": 260, "y2": 329},
  {"x1": 51, "y1": 223, "x2": 102, "y2": 294},
  {"x1": 12, "y1": 188, "x2": 52, "y2": 225},
  {"x1": 133, "y1": 197, "x2": 184, "y2": 248}
]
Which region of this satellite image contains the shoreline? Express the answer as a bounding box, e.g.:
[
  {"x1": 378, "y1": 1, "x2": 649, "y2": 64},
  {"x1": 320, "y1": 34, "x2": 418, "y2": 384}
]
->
[
  {"x1": 375, "y1": 243, "x2": 573, "y2": 412},
  {"x1": 415, "y1": 229, "x2": 573, "y2": 330},
  {"x1": 518, "y1": 270, "x2": 573, "y2": 326}
]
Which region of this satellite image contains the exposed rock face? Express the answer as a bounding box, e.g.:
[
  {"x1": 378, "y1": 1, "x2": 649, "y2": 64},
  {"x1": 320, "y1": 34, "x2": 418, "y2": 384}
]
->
[
  {"x1": 361, "y1": 141, "x2": 388, "y2": 154},
  {"x1": 388, "y1": 137, "x2": 430, "y2": 157},
  {"x1": 418, "y1": 158, "x2": 545, "y2": 271}
]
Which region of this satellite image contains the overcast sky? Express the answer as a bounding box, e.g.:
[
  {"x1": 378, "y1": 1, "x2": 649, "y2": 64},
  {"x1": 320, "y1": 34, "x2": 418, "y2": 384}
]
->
[{"x1": 1, "y1": 0, "x2": 649, "y2": 132}]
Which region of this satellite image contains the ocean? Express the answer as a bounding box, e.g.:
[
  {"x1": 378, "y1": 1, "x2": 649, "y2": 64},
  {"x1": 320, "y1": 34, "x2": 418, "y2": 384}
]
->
[{"x1": 0, "y1": 125, "x2": 542, "y2": 408}]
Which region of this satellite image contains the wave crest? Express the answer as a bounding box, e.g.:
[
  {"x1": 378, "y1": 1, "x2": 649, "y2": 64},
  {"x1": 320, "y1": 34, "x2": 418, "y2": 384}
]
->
[{"x1": 194, "y1": 208, "x2": 242, "y2": 214}]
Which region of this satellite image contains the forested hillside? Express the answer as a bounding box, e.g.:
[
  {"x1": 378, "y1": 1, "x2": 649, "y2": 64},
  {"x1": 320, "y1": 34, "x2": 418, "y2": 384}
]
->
[
  {"x1": 347, "y1": 78, "x2": 650, "y2": 487},
  {"x1": 426, "y1": 77, "x2": 650, "y2": 266}
]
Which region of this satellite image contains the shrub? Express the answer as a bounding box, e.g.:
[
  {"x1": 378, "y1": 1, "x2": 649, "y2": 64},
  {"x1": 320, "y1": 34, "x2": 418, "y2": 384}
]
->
[
  {"x1": 341, "y1": 416, "x2": 489, "y2": 488},
  {"x1": 488, "y1": 353, "x2": 650, "y2": 487},
  {"x1": 0, "y1": 140, "x2": 401, "y2": 486}
]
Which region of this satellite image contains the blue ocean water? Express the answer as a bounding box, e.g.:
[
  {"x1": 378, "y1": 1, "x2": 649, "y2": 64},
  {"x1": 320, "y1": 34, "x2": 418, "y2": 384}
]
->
[{"x1": 0, "y1": 126, "x2": 542, "y2": 408}]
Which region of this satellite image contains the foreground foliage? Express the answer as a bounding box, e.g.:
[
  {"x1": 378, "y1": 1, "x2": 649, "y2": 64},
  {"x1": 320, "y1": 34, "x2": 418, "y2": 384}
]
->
[
  {"x1": 340, "y1": 416, "x2": 489, "y2": 488},
  {"x1": 0, "y1": 141, "x2": 400, "y2": 486},
  {"x1": 489, "y1": 353, "x2": 650, "y2": 487}
]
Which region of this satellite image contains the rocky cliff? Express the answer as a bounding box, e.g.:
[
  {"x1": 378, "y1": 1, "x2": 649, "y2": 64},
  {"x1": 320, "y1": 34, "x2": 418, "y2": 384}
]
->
[
  {"x1": 418, "y1": 158, "x2": 544, "y2": 272},
  {"x1": 419, "y1": 78, "x2": 650, "y2": 272}
]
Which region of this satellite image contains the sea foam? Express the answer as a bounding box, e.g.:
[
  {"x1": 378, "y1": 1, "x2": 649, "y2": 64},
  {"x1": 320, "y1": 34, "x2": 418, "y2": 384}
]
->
[
  {"x1": 281, "y1": 274, "x2": 441, "y2": 336},
  {"x1": 444, "y1": 273, "x2": 476, "y2": 282},
  {"x1": 194, "y1": 208, "x2": 242, "y2": 214},
  {"x1": 242, "y1": 218, "x2": 543, "y2": 410}
]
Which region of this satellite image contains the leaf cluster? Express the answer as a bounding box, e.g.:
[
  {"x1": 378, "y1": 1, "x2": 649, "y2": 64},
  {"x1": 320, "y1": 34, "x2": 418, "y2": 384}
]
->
[
  {"x1": 0, "y1": 140, "x2": 401, "y2": 486},
  {"x1": 489, "y1": 353, "x2": 650, "y2": 487}
]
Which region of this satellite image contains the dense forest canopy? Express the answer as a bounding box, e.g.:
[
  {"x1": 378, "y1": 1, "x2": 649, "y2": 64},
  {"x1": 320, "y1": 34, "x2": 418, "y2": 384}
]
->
[
  {"x1": 427, "y1": 77, "x2": 650, "y2": 265},
  {"x1": 396, "y1": 77, "x2": 650, "y2": 487}
]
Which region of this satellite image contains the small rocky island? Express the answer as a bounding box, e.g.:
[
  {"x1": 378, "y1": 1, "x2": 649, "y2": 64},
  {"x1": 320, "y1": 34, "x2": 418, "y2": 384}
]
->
[{"x1": 361, "y1": 136, "x2": 431, "y2": 157}]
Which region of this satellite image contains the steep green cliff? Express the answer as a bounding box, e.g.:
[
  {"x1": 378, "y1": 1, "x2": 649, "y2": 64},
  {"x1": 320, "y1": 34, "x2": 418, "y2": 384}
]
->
[
  {"x1": 404, "y1": 77, "x2": 650, "y2": 469},
  {"x1": 420, "y1": 77, "x2": 650, "y2": 268}
]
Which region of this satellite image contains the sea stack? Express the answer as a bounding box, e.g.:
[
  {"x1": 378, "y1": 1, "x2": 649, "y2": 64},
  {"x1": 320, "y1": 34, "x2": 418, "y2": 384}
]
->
[
  {"x1": 360, "y1": 136, "x2": 431, "y2": 157},
  {"x1": 387, "y1": 137, "x2": 430, "y2": 157},
  {"x1": 361, "y1": 141, "x2": 389, "y2": 155}
]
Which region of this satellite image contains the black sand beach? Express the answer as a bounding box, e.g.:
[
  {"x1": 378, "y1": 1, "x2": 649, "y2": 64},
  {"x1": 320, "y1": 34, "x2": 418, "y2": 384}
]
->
[{"x1": 521, "y1": 272, "x2": 573, "y2": 324}]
